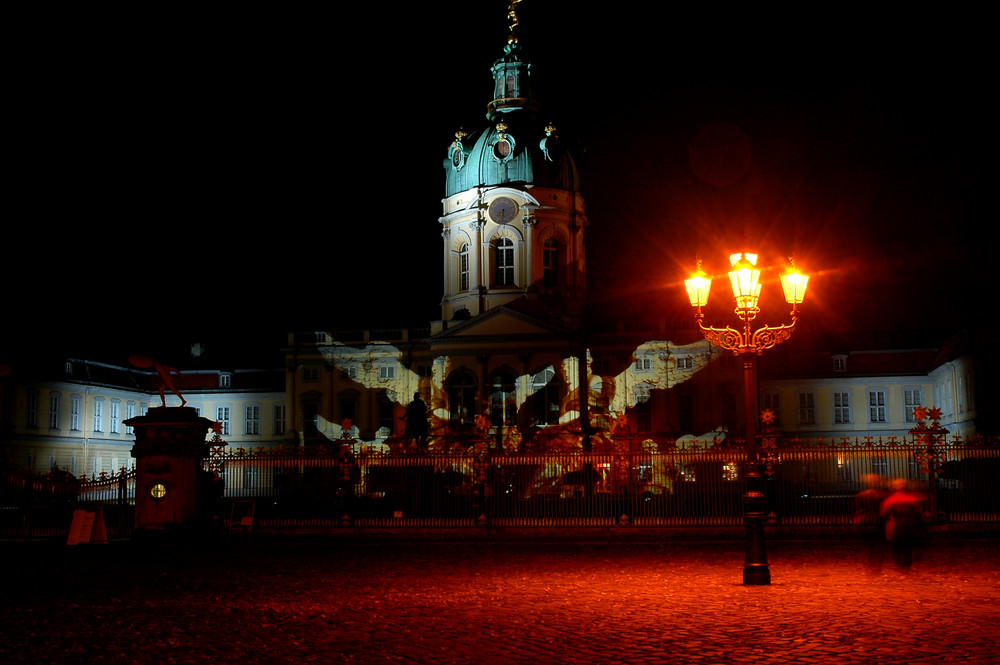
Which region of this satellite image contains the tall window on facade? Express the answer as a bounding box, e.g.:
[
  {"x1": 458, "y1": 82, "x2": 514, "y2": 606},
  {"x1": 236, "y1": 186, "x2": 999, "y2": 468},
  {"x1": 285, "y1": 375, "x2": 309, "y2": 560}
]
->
[
  {"x1": 217, "y1": 406, "x2": 231, "y2": 436},
  {"x1": 93, "y1": 398, "x2": 104, "y2": 433},
  {"x1": 110, "y1": 401, "x2": 121, "y2": 434},
  {"x1": 495, "y1": 237, "x2": 515, "y2": 286},
  {"x1": 868, "y1": 390, "x2": 887, "y2": 423},
  {"x1": 531, "y1": 367, "x2": 561, "y2": 426},
  {"x1": 26, "y1": 390, "x2": 39, "y2": 429},
  {"x1": 273, "y1": 404, "x2": 286, "y2": 435},
  {"x1": 834, "y1": 392, "x2": 851, "y2": 424},
  {"x1": 245, "y1": 405, "x2": 260, "y2": 435},
  {"x1": 798, "y1": 392, "x2": 816, "y2": 425},
  {"x1": 70, "y1": 395, "x2": 81, "y2": 431},
  {"x1": 125, "y1": 402, "x2": 136, "y2": 435},
  {"x1": 459, "y1": 243, "x2": 470, "y2": 290},
  {"x1": 447, "y1": 370, "x2": 477, "y2": 425},
  {"x1": 490, "y1": 371, "x2": 517, "y2": 427},
  {"x1": 543, "y1": 238, "x2": 558, "y2": 286},
  {"x1": 48, "y1": 392, "x2": 61, "y2": 429},
  {"x1": 903, "y1": 388, "x2": 923, "y2": 422}
]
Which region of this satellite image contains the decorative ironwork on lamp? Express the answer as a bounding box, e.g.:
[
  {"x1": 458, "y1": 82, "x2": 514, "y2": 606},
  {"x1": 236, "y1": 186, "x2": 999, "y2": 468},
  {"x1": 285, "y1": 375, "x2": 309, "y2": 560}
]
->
[{"x1": 685, "y1": 253, "x2": 809, "y2": 356}]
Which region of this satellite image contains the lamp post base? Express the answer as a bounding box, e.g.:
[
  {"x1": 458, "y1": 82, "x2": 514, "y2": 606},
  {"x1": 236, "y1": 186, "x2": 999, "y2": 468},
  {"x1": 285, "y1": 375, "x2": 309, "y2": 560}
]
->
[{"x1": 743, "y1": 472, "x2": 771, "y2": 585}]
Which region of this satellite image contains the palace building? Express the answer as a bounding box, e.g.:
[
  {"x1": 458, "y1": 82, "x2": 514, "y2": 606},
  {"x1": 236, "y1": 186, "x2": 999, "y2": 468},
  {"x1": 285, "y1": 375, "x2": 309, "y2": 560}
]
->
[{"x1": 0, "y1": 4, "x2": 986, "y2": 476}]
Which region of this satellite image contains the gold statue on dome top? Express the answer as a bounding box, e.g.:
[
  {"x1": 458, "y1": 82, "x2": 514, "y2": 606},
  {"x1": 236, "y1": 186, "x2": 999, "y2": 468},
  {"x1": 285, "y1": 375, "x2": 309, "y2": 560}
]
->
[{"x1": 507, "y1": 1, "x2": 522, "y2": 43}]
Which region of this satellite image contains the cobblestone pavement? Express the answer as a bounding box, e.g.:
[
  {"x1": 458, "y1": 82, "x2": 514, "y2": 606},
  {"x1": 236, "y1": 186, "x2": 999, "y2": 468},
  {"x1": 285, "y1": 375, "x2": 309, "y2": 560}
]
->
[{"x1": 2, "y1": 532, "x2": 999, "y2": 664}]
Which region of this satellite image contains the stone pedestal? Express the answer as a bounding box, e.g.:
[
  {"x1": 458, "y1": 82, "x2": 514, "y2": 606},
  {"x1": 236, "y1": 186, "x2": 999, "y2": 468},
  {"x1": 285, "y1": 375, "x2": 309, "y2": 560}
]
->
[{"x1": 127, "y1": 406, "x2": 214, "y2": 537}]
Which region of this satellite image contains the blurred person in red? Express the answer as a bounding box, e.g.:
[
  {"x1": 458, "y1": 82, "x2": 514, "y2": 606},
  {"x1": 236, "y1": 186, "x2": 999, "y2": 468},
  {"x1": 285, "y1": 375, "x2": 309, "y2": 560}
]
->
[
  {"x1": 880, "y1": 478, "x2": 928, "y2": 569},
  {"x1": 854, "y1": 473, "x2": 888, "y2": 571}
]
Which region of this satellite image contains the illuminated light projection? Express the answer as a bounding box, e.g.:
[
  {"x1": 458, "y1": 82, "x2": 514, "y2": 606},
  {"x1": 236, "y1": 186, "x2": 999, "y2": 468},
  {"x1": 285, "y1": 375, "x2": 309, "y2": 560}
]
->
[{"x1": 316, "y1": 337, "x2": 721, "y2": 454}]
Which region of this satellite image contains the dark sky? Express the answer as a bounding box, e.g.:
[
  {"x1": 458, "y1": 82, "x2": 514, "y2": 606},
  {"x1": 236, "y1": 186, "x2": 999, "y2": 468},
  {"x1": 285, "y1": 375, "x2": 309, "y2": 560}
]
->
[{"x1": 6, "y1": 2, "x2": 988, "y2": 366}]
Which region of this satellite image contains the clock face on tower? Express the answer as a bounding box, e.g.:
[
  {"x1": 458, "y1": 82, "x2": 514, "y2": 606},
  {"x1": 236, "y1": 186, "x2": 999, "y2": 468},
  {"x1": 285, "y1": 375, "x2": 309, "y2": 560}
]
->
[{"x1": 488, "y1": 197, "x2": 518, "y2": 224}]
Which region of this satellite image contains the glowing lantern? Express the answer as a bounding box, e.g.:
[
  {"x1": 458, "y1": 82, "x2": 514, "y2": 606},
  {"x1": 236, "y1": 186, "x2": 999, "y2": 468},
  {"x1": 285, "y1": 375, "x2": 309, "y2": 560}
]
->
[
  {"x1": 728, "y1": 253, "x2": 761, "y2": 312},
  {"x1": 780, "y1": 263, "x2": 809, "y2": 305},
  {"x1": 684, "y1": 262, "x2": 712, "y2": 308}
]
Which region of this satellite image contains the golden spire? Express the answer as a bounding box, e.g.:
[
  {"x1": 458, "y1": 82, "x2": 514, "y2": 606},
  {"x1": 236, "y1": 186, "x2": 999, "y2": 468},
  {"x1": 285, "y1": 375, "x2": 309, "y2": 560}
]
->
[{"x1": 507, "y1": 0, "x2": 522, "y2": 45}]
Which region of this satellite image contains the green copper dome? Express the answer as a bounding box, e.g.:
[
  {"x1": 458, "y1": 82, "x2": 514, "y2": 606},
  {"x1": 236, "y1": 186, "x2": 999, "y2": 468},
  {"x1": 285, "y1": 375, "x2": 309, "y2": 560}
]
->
[{"x1": 444, "y1": 24, "x2": 581, "y2": 197}]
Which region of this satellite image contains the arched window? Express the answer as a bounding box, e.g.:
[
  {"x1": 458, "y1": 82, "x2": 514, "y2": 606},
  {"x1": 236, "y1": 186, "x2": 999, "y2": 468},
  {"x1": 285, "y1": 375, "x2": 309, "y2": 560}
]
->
[
  {"x1": 459, "y1": 243, "x2": 470, "y2": 291},
  {"x1": 543, "y1": 238, "x2": 559, "y2": 286},
  {"x1": 447, "y1": 370, "x2": 477, "y2": 426},
  {"x1": 495, "y1": 237, "x2": 515, "y2": 286},
  {"x1": 490, "y1": 369, "x2": 517, "y2": 427},
  {"x1": 531, "y1": 367, "x2": 562, "y2": 426}
]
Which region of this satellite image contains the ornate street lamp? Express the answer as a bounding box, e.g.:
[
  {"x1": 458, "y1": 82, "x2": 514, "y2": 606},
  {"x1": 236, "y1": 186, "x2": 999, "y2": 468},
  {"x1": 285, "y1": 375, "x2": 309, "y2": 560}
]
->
[{"x1": 684, "y1": 253, "x2": 809, "y2": 585}]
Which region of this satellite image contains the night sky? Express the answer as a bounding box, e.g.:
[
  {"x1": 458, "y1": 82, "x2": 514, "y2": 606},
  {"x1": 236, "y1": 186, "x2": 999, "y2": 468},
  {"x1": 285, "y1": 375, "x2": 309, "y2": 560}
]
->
[{"x1": 6, "y1": 2, "x2": 988, "y2": 366}]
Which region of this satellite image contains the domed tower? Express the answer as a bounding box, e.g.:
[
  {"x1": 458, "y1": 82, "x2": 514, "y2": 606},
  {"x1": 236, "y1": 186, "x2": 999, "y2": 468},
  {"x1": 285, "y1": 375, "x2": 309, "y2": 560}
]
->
[{"x1": 437, "y1": 2, "x2": 586, "y2": 330}]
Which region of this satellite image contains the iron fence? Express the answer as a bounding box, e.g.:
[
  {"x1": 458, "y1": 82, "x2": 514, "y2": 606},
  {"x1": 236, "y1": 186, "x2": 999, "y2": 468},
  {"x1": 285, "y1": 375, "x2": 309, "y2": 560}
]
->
[
  {"x1": 3, "y1": 436, "x2": 999, "y2": 537},
  {"x1": 205, "y1": 437, "x2": 1000, "y2": 529}
]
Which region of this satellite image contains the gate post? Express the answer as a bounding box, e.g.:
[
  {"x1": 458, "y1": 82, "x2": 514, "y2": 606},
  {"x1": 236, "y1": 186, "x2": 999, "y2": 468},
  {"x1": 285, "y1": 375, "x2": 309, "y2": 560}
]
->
[{"x1": 127, "y1": 406, "x2": 214, "y2": 539}]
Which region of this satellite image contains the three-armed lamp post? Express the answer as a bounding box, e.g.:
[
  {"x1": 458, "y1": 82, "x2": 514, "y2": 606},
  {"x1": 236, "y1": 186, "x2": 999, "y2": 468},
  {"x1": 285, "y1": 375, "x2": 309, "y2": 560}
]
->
[{"x1": 684, "y1": 252, "x2": 809, "y2": 585}]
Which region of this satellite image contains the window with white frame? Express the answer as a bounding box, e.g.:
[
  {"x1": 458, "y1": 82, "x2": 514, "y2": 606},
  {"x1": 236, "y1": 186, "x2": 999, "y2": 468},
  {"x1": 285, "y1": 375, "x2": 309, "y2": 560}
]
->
[
  {"x1": 220, "y1": 373, "x2": 232, "y2": 388},
  {"x1": 70, "y1": 395, "x2": 82, "y2": 431},
  {"x1": 125, "y1": 402, "x2": 136, "y2": 434},
  {"x1": 832, "y1": 355, "x2": 847, "y2": 372},
  {"x1": 49, "y1": 391, "x2": 61, "y2": 429},
  {"x1": 798, "y1": 392, "x2": 816, "y2": 425},
  {"x1": 634, "y1": 357, "x2": 653, "y2": 372},
  {"x1": 495, "y1": 237, "x2": 515, "y2": 286},
  {"x1": 110, "y1": 400, "x2": 121, "y2": 434},
  {"x1": 459, "y1": 243, "x2": 470, "y2": 291},
  {"x1": 903, "y1": 388, "x2": 923, "y2": 423},
  {"x1": 217, "y1": 406, "x2": 231, "y2": 436},
  {"x1": 93, "y1": 398, "x2": 104, "y2": 432},
  {"x1": 245, "y1": 405, "x2": 260, "y2": 435},
  {"x1": 378, "y1": 365, "x2": 396, "y2": 380},
  {"x1": 868, "y1": 390, "x2": 887, "y2": 423},
  {"x1": 833, "y1": 391, "x2": 851, "y2": 424},
  {"x1": 676, "y1": 356, "x2": 694, "y2": 371},
  {"x1": 273, "y1": 404, "x2": 286, "y2": 435}
]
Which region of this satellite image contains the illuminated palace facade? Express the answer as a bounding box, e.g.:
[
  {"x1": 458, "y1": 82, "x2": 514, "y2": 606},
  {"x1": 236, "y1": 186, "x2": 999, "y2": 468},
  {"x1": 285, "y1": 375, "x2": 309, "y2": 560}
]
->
[
  {"x1": 0, "y1": 10, "x2": 984, "y2": 475},
  {"x1": 278, "y1": 16, "x2": 981, "y2": 454},
  {"x1": 279, "y1": 15, "x2": 741, "y2": 454}
]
